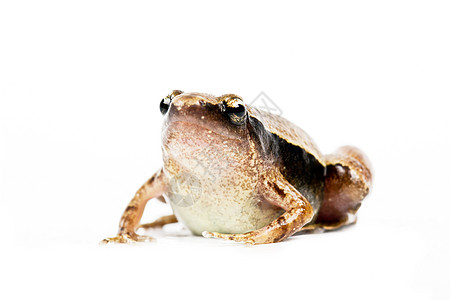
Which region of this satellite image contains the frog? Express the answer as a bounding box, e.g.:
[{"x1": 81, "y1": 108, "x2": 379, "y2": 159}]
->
[{"x1": 101, "y1": 90, "x2": 372, "y2": 245}]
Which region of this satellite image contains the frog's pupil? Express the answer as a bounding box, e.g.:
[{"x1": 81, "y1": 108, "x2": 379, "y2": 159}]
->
[
  {"x1": 225, "y1": 104, "x2": 246, "y2": 125},
  {"x1": 227, "y1": 104, "x2": 245, "y2": 116}
]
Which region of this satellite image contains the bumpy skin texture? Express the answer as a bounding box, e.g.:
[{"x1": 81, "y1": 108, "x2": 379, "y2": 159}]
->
[{"x1": 102, "y1": 91, "x2": 372, "y2": 245}]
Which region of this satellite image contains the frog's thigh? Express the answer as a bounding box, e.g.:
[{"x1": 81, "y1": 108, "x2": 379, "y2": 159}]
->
[
  {"x1": 314, "y1": 146, "x2": 373, "y2": 229},
  {"x1": 203, "y1": 170, "x2": 314, "y2": 244}
]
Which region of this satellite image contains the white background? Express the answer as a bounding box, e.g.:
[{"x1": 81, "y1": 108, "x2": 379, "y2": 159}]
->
[{"x1": 1, "y1": 1, "x2": 449, "y2": 299}]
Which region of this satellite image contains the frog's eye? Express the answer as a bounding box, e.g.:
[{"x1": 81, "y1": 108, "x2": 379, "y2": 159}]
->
[
  {"x1": 160, "y1": 90, "x2": 184, "y2": 115},
  {"x1": 160, "y1": 96, "x2": 171, "y2": 115},
  {"x1": 223, "y1": 97, "x2": 247, "y2": 125}
]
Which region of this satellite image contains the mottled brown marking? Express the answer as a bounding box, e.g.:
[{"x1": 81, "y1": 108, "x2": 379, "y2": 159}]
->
[
  {"x1": 147, "y1": 175, "x2": 156, "y2": 185},
  {"x1": 276, "y1": 215, "x2": 287, "y2": 226},
  {"x1": 124, "y1": 205, "x2": 138, "y2": 213},
  {"x1": 267, "y1": 181, "x2": 286, "y2": 199}
]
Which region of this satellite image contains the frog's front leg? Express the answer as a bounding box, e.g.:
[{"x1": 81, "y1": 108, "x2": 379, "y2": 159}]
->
[
  {"x1": 101, "y1": 169, "x2": 168, "y2": 244},
  {"x1": 203, "y1": 170, "x2": 314, "y2": 245}
]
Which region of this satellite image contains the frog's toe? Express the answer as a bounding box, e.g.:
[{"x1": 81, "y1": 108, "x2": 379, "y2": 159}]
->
[
  {"x1": 100, "y1": 232, "x2": 155, "y2": 245},
  {"x1": 135, "y1": 234, "x2": 155, "y2": 243},
  {"x1": 100, "y1": 235, "x2": 130, "y2": 245},
  {"x1": 202, "y1": 231, "x2": 256, "y2": 245}
]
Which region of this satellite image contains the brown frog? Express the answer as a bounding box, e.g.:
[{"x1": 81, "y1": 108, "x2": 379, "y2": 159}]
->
[{"x1": 102, "y1": 91, "x2": 372, "y2": 245}]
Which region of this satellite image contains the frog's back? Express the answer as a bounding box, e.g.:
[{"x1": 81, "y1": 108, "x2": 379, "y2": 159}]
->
[{"x1": 247, "y1": 107, "x2": 326, "y2": 216}]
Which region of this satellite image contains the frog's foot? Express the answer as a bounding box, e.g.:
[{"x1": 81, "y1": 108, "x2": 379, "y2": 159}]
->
[
  {"x1": 100, "y1": 231, "x2": 155, "y2": 245},
  {"x1": 138, "y1": 214, "x2": 178, "y2": 230},
  {"x1": 202, "y1": 228, "x2": 290, "y2": 245},
  {"x1": 300, "y1": 214, "x2": 357, "y2": 234},
  {"x1": 202, "y1": 231, "x2": 260, "y2": 245}
]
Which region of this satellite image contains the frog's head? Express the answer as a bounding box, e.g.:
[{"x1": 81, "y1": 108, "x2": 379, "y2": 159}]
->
[{"x1": 159, "y1": 90, "x2": 254, "y2": 178}]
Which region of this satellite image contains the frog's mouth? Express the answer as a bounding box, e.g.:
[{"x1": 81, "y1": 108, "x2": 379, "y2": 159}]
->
[{"x1": 165, "y1": 120, "x2": 242, "y2": 143}]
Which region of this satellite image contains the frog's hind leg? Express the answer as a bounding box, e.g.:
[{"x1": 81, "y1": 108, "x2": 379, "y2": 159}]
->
[
  {"x1": 137, "y1": 196, "x2": 178, "y2": 230},
  {"x1": 307, "y1": 146, "x2": 372, "y2": 232},
  {"x1": 138, "y1": 214, "x2": 178, "y2": 230},
  {"x1": 299, "y1": 214, "x2": 357, "y2": 234}
]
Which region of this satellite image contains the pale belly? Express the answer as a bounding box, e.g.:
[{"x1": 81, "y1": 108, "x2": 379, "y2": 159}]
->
[{"x1": 163, "y1": 174, "x2": 283, "y2": 235}]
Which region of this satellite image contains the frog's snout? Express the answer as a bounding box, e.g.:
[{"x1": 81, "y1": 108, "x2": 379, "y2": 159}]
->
[{"x1": 171, "y1": 93, "x2": 209, "y2": 109}]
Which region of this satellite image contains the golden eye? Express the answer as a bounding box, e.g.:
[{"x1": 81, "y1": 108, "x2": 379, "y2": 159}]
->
[{"x1": 224, "y1": 97, "x2": 246, "y2": 125}]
